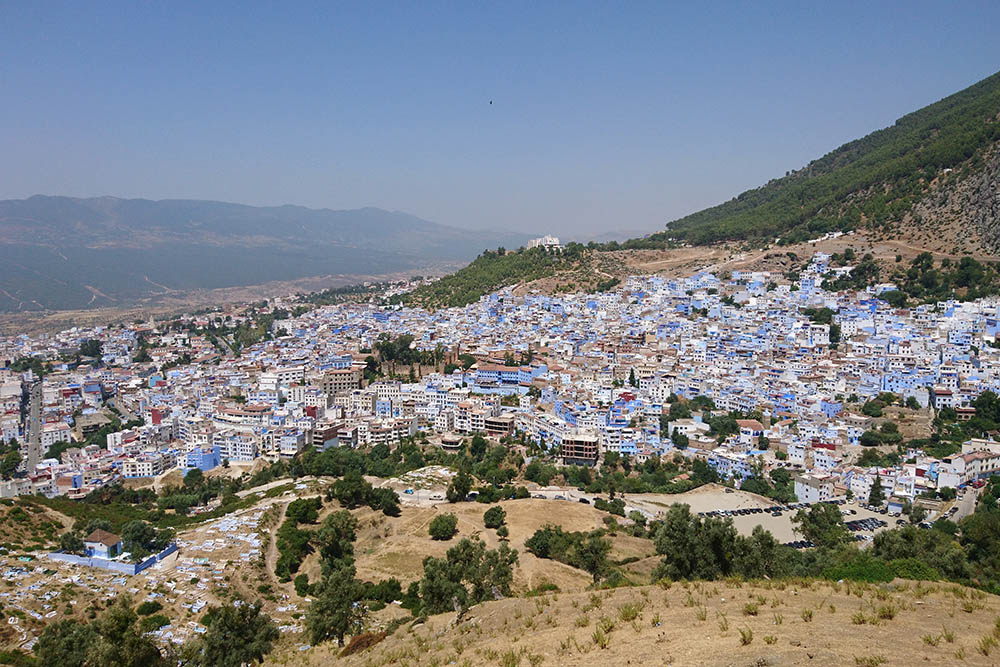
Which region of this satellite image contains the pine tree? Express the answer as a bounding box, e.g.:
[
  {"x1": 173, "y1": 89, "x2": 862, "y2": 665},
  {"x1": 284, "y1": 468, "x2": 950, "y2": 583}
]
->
[{"x1": 868, "y1": 474, "x2": 886, "y2": 507}]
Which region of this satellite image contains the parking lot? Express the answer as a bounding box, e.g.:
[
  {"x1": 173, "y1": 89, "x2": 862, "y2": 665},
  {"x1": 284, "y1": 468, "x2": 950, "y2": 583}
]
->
[{"x1": 700, "y1": 498, "x2": 917, "y2": 545}]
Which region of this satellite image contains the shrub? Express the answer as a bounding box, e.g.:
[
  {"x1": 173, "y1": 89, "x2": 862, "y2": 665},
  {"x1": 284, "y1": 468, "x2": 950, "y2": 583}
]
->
[
  {"x1": 821, "y1": 555, "x2": 893, "y2": 583},
  {"x1": 429, "y1": 513, "x2": 458, "y2": 540},
  {"x1": 887, "y1": 558, "x2": 939, "y2": 581},
  {"x1": 293, "y1": 574, "x2": 311, "y2": 597},
  {"x1": 483, "y1": 506, "x2": 506, "y2": 529},
  {"x1": 875, "y1": 603, "x2": 897, "y2": 620},
  {"x1": 140, "y1": 613, "x2": 171, "y2": 632},
  {"x1": 135, "y1": 600, "x2": 163, "y2": 616},
  {"x1": 618, "y1": 602, "x2": 640, "y2": 622}
]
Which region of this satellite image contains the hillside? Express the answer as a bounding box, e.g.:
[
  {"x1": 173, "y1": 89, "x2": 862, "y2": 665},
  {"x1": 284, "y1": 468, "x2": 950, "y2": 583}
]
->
[
  {"x1": 405, "y1": 71, "x2": 1000, "y2": 308},
  {"x1": 656, "y1": 70, "x2": 1000, "y2": 248},
  {"x1": 394, "y1": 244, "x2": 623, "y2": 309},
  {"x1": 279, "y1": 578, "x2": 1000, "y2": 666},
  {"x1": 0, "y1": 196, "x2": 528, "y2": 311}
]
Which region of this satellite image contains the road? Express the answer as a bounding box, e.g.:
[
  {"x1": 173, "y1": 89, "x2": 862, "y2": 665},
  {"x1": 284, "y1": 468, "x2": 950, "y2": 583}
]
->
[
  {"x1": 24, "y1": 381, "x2": 42, "y2": 475},
  {"x1": 107, "y1": 395, "x2": 139, "y2": 422},
  {"x1": 953, "y1": 487, "x2": 980, "y2": 522},
  {"x1": 235, "y1": 476, "x2": 318, "y2": 498}
]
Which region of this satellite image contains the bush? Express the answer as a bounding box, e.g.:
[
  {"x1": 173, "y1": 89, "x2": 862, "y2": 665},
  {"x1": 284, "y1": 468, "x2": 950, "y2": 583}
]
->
[
  {"x1": 429, "y1": 513, "x2": 458, "y2": 540},
  {"x1": 821, "y1": 555, "x2": 894, "y2": 583},
  {"x1": 135, "y1": 600, "x2": 163, "y2": 616},
  {"x1": 140, "y1": 613, "x2": 171, "y2": 632},
  {"x1": 888, "y1": 558, "x2": 940, "y2": 581},
  {"x1": 483, "y1": 506, "x2": 506, "y2": 529},
  {"x1": 294, "y1": 574, "x2": 311, "y2": 597}
]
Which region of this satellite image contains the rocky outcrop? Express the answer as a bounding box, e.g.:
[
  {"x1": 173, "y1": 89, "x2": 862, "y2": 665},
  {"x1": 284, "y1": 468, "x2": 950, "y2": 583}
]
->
[{"x1": 967, "y1": 147, "x2": 1000, "y2": 251}]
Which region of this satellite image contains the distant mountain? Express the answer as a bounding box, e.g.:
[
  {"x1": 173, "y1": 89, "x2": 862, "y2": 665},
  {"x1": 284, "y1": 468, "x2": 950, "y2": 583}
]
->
[{"x1": 0, "y1": 196, "x2": 529, "y2": 311}]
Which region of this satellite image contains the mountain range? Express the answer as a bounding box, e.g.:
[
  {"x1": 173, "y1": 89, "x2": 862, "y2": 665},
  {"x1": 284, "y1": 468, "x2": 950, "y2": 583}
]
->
[{"x1": 0, "y1": 196, "x2": 529, "y2": 311}]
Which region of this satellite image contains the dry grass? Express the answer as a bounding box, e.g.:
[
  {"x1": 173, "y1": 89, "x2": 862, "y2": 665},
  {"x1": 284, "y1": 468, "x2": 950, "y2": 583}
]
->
[{"x1": 271, "y1": 579, "x2": 1000, "y2": 666}]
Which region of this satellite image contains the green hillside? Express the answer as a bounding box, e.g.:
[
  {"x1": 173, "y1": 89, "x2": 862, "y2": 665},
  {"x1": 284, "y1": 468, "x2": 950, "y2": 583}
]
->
[
  {"x1": 397, "y1": 244, "x2": 605, "y2": 309},
  {"x1": 402, "y1": 71, "x2": 1000, "y2": 309},
  {"x1": 658, "y1": 70, "x2": 1000, "y2": 246}
]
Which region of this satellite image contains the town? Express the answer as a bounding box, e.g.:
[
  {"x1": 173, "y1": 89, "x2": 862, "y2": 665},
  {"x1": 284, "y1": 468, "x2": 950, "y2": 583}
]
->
[{"x1": 1, "y1": 250, "x2": 995, "y2": 518}]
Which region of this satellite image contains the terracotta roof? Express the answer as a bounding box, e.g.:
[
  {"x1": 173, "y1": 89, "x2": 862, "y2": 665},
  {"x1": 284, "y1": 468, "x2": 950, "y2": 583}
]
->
[{"x1": 84, "y1": 529, "x2": 121, "y2": 547}]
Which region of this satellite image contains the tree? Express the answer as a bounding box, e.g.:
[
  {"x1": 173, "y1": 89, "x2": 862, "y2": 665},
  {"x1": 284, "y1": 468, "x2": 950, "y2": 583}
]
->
[
  {"x1": 60, "y1": 531, "x2": 84, "y2": 554},
  {"x1": 329, "y1": 470, "x2": 371, "y2": 509},
  {"x1": 690, "y1": 458, "x2": 718, "y2": 485},
  {"x1": 183, "y1": 468, "x2": 205, "y2": 487},
  {"x1": 791, "y1": 503, "x2": 848, "y2": 549},
  {"x1": 496, "y1": 525, "x2": 509, "y2": 540},
  {"x1": 860, "y1": 430, "x2": 882, "y2": 447},
  {"x1": 294, "y1": 574, "x2": 311, "y2": 597},
  {"x1": 429, "y1": 513, "x2": 459, "y2": 540},
  {"x1": 86, "y1": 519, "x2": 112, "y2": 534},
  {"x1": 190, "y1": 600, "x2": 278, "y2": 667},
  {"x1": 86, "y1": 595, "x2": 163, "y2": 667},
  {"x1": 575, "y1": 533, "x2": 612, "y2": 582},
  {"x1": 0, "y1": 449, "x2": 21, "y2": 479},
  {"x1": 735, "y1": 526, "x2": 783, "y2": 579},
  {"x1": 120, "y1": 520, "x2": 157, "y2": 557},
  {"x1": 861, "y1": 401, "x2": 884, "y2": 418},
  {"x1": 446, "y1": 470, "x2": 472, "y2": 503},
  {"x1": 668, "y1": 402, "x2": 691, "y2": 421},
  {"x1": 307, "y1": 564, "x2": 365, "y2": 647},
  {"x1": 469, "y1": 434, "x2": 488, "y2": 459},
  {"x1": 36, "y1": 619, "x2": 98, "y2": 667},
  {"x1": 315, "y1": 510, "x2": 358, "y2": 571},
  {"x1": 909, "y1": 505, "x2": 928, "y2": 524},
  {"x1": 653, "y1": 504, "x2": 741, "y2": 580},
  {"x1": 369, "y1": 486, "x2": 401, "y2": 517},
  {"x1": 419, "y1": 537, "x2": 518, "y2": 615},
  {"x1": 79, "y1": 339, "x2": 103, "y2": 358},
  {"x1": 483, "y1": 506, "x2": 506, "y2": 530},
  {"x1": 868, "y1": 474, "x2": 886, "y2": 507}
]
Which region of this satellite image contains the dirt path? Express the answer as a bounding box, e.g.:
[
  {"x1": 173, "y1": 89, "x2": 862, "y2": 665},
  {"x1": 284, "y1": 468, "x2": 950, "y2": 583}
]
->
[{"x1": 265, "y1": 498, "x2": 291, "y2": 586}]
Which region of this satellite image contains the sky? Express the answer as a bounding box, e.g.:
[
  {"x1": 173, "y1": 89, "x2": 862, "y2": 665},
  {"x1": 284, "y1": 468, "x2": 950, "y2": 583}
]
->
[{"x1": 1, "y1": 2, "x2": 998, "y2": 239}]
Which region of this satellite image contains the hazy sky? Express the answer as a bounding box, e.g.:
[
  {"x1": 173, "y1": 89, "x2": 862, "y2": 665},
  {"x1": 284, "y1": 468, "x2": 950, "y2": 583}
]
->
[{"x1": 1, "y1": 2, "x2": 998, "y2": 238}]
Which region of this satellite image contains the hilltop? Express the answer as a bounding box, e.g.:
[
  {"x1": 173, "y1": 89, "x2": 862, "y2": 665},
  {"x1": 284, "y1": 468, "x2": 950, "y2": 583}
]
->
[
  {"x1": 0, "y1": 196, "x2": 528, "y2": 311},
  {"x1": 404, "y1": 70, "x2": 1000, "y2": 308}
]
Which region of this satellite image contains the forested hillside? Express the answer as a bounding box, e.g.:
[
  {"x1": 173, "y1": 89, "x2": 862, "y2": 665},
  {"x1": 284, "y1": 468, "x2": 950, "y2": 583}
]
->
[
  {"x1": 656, "y1": 70, "x2": 1000, "y2": 246},
  {"x1": 397, "y1": 244, "x2": 618, "y2": 309}
]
